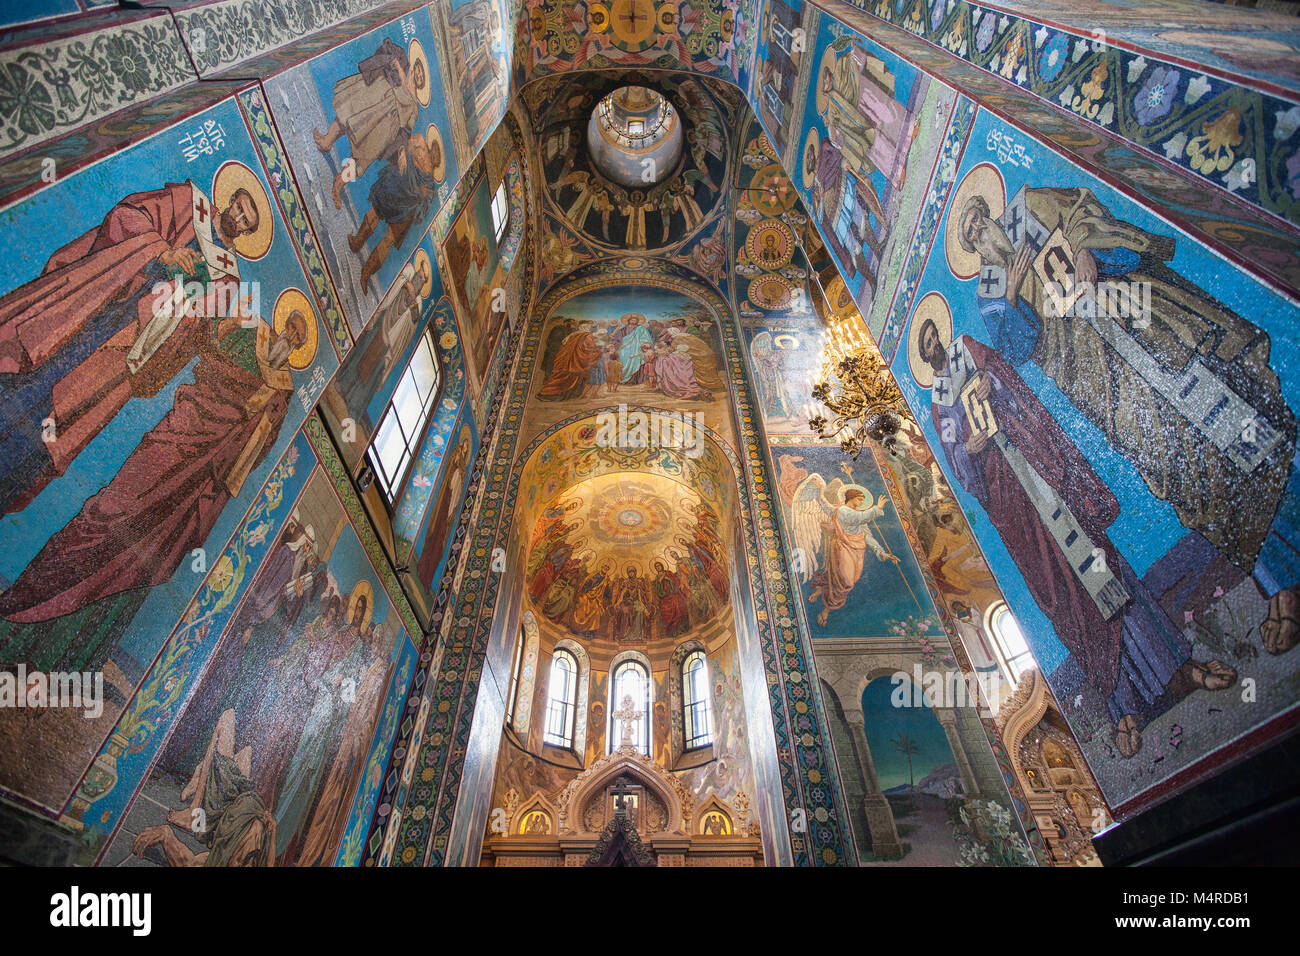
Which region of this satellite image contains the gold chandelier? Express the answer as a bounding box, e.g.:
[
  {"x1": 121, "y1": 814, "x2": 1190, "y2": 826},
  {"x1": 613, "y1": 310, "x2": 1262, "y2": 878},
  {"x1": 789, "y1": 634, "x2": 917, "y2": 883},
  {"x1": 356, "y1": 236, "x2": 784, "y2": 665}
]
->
[{"x1": 807, "y1": 320, "x2": 905, "y2": 459}]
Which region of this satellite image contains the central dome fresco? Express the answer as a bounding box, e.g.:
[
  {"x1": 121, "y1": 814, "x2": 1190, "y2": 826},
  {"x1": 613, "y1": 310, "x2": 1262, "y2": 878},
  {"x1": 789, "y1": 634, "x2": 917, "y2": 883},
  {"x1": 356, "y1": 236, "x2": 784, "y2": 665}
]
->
[{"x1": 524, "y1": 473, "x2": 731, "y2": 643}]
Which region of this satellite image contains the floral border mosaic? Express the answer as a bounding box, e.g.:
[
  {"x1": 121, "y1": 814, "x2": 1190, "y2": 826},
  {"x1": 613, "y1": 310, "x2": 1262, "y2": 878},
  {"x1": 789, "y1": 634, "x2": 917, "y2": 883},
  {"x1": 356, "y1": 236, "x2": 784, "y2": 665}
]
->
[
  {"x1": 878, "y1": 93, "x2": 977, "y2": 364},
  {"x1": 239, "y1": 84, "x2": 353, "y2": 359},
  {"x1": 166, "y1": 0, "x2": 413, "y2": 76},
  {"x1": 0, "y1": 14, "x2": 194, "y2": 158}
]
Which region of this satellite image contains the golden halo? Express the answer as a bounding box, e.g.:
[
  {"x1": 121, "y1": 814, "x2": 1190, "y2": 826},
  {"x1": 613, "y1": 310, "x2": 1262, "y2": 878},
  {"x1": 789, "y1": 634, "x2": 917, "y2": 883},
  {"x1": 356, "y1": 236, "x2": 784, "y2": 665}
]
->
[
  {"x1": 814, "y1": 38, "x2": 843, "y2": 118},
  {"x1": 413, "y1": 249, "x2": 433, "y2": 299},
  {"x1": 907, "y1": 292, "x2": 953, "y2": 390},
  {"x1": 408, "y1": 39, "x2": 431, "y2": 108},
  {"x1": 945, "y1": 162, "x2": 1006, "y2": 281},
  {"x1": 212, "y1": 160, "x2": 273, "y2": 261},
  {"x1": 426, "y1": 124, "x2": 446, "y2": 183},
  {"x1": 347, "y1": 581, "x2": 375, "y2": 630},
  {"x1": 272, "y1": 288, "x2": 319, "y2": 370},
  {"x1": 801, "y1": 128, "x2": 820, "y2": 192}
]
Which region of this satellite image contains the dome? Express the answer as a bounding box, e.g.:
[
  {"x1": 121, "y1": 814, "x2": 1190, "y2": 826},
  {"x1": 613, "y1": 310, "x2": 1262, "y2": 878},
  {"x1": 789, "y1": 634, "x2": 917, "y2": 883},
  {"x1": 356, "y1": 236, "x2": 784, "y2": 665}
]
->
[{"x1": 586, "y1": 86, "x2": 683, "y2": 189}]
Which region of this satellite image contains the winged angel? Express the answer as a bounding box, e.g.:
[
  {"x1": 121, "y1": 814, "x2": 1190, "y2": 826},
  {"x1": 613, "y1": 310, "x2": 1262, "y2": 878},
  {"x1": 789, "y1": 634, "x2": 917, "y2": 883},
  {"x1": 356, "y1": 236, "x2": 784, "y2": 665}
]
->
[{"x1": 789, "y1": 474, "x2": 899, "y2": 626}]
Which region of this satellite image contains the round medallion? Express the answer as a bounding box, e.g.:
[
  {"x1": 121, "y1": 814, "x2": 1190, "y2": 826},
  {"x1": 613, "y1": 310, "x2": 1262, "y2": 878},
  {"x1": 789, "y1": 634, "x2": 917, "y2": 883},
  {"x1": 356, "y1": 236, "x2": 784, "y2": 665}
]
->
[{"x1": 745, "y1": 219, "x2": 795, "y2": 270}]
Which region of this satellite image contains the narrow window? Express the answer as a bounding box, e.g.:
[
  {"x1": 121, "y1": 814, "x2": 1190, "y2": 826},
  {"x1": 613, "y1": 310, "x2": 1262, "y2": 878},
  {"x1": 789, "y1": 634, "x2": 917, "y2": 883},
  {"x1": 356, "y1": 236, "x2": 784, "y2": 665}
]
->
[
  {"x1": 682, "y1": 650, "x2": 713, "y2": 750},
  {"x1": 609, "y1": 660, "x2": 650, "y2": 757},
  {"x1": 365, "y1": 328, "x2": 441, "y2": 503},
  {"x1": 490, "y1": 180, "x2": 509, "y2": 245},
  {"x1": 987, "y1": 602, "x2": 1035, "y2": 683},
  {"x1": 505, "y1": 625, "x2": 525, "y2": 730},
  {"x1": 544, "y1": 649, "x2": 578, "y2": 749}
]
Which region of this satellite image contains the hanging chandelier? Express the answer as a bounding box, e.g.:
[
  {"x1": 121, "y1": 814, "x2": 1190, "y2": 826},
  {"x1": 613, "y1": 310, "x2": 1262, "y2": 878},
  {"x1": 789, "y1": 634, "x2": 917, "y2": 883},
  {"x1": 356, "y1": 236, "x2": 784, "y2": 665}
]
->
[{"x1": 807, "y1": 320, "x2": 905, "y2": 459}]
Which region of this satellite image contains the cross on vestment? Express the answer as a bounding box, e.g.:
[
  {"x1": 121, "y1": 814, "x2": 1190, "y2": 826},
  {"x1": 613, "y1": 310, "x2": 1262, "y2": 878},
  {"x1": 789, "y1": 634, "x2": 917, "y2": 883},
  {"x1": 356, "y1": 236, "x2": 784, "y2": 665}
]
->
[
  {"x1": 195, "y1": 197, "x2": 212, "y2": 224},
  {"x1": 214, "y1": 249, "x2": 236, "y2": 272},
  {"x1": 613, "y1": 693, "x2": 641, "y2": 748},
  {"x1": 1003, "y1": 205, "x2": 1022, "y2": 243}
]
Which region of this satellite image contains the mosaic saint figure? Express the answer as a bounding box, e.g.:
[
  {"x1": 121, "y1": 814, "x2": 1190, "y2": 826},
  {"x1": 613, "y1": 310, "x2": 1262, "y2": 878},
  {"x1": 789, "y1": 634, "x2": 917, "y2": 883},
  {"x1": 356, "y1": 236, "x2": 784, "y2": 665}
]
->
[
  {"x1": 954, "y1": 179, "x2": 1300, "y2": 650},
  {"x1": 914, "y1": 314, "x2": 1237, "y2": 758}
]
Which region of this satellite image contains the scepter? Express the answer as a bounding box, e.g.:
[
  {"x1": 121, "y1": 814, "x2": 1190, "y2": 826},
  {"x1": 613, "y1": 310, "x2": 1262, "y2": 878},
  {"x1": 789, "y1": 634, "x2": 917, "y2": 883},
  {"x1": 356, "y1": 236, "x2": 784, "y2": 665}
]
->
[{"x1": 839, "y1": 462, "x2": 923, "y2": 613}]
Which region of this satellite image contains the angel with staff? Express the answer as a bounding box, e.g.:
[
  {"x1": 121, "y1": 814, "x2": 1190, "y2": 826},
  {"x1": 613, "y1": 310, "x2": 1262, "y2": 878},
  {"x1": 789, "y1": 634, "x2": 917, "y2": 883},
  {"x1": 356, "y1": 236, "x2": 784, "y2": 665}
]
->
[{"x1": 788, "y1": 460, "x2": 912, "y2": 626}]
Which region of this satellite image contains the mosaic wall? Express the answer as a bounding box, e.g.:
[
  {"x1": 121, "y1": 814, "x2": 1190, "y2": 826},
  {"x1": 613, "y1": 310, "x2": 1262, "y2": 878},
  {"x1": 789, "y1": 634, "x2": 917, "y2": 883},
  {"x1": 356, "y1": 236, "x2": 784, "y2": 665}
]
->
[
  {"x1": 889, "y1": 105, "x2": 1300, "y2": 815},
  {"x1": 0, "y1": 0, "x2": 529, "y2": 867},
  {"x1": 2, "y1": 0, "x2": 1297, "y2": 868}
]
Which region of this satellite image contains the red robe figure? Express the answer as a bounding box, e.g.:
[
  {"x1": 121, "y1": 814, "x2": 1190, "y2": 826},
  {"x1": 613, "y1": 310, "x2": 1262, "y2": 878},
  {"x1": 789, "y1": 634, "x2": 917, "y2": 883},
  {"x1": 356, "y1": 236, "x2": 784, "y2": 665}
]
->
[
  {"x1": 538, "y1": 321, "x2": 603, "y2": 401},
  {"x1": 0, "y1": 311, "x2": 305, "y2": 625},
  {"x1": 0, "y1": 182, "x2": 261, "y2": 515},
  {"x1": 918, "y1": 320, "x2": 1236, "y2": 758}
]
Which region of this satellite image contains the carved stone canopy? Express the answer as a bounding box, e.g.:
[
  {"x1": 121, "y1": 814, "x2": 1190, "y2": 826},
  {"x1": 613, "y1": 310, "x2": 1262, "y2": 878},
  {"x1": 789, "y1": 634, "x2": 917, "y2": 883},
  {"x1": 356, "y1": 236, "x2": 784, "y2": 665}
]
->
[
  {"x1": 585, "y1": 814, "x2": 656, "y2": 867},
  {"x1": 557, "y1": 746, "x2": 694, "y2": 835}
]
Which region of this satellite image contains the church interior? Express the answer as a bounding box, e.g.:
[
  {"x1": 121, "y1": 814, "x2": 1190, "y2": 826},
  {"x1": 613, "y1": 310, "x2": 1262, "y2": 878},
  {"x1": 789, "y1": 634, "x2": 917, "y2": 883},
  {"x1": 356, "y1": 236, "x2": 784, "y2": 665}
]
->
[{"x1": 0, "y1": 0, "x2": 1298, "y2": 872}]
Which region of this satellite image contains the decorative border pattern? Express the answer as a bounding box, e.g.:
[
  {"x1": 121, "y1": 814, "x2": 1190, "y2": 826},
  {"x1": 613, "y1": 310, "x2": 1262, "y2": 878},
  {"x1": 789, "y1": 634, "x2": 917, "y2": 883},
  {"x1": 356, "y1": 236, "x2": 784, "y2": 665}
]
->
[
  {"x1": 878, "y1": 93, "x2": 977, "y2": 364},
  {"x1": 0, "y1": 15, "x2": 194, "y2": 158},
  {"x1": 170, "y1": 0, "x2": 409, "y2": 77},
  {"x1": 337, "y1": 634, "x2": 418, "y2": 865},
  {"x1": 239, "y1": 85, "x2": 352, "y2": 359},
  {"x1": 392, "y1": 297, "x2": 468, "y2": 558}
]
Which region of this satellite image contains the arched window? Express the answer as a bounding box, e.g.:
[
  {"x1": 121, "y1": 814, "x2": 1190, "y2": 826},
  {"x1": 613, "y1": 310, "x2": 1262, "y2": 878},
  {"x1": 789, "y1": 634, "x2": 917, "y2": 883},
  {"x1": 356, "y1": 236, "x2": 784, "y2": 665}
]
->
[
  {"x1": 609, "y1": 660, "x2": 650, "y2": 757},
  {"x1": 985, "y1": 601, "x2": 1035, "y2": 683},
  {"x1": 682, "y1": 650, "x2": 713, "y2": 750},
  {"x1": 544, "y1": 649, "x2": 579, "y2": 750},
  {"x1": 505, "y1": 624, "x2": 525, "y2": 731}
]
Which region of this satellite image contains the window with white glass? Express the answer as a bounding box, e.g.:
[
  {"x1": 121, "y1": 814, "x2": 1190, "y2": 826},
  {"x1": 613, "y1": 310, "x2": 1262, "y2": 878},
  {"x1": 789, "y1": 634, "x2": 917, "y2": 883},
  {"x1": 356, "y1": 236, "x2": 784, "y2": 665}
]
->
[
  {"x1": 544, "y1": 649, "x2": 578, "y2": 750},
  {"x1": 491, "y1": 180, "x2": 509, "y2": 245},
  {"x1": 985, "y1": 601, "x2": 1035, "y2": 684},
  {"x1": 365, "y1": 328, "x2": 440, "y2": 503},
  {"x1": 682, "y1": 650, "x2": 713, "y2": 750},
  {"x1": 609, "y1": 660, "x2": 650, "y2": 757}
]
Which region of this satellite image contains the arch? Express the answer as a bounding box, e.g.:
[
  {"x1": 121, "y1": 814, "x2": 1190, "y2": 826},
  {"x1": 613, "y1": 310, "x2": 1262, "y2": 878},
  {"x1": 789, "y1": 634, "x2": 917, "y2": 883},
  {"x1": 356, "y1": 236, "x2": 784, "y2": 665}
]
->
[
  {"x1": 556, "y1": 748, "x2": 694, "y2": 837},
  {"x1": 695, "y1": 794, "x2": 736, "y2": 836},
  {"x1": 543, "y1": 645, "x2": 581, "y2": 751},
  {"x1": 666, "y1": 638, "x2": 710, "y2": 760},
  {"x1": 608, "y1": 653, "x2": 652, "y2": 756},
  {"x1": 510, "y1": 792, "x2": 558, "y2": 837},
  {"x1": 510, "y1": 611, "x2": 541, "y2": 737},
  {"x1": 670, "y1": 639, "x2": 712, "y2": 759},
  {"x1": 464, "y1": 405, "x2": 793, "y2": 863}
]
